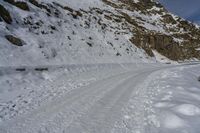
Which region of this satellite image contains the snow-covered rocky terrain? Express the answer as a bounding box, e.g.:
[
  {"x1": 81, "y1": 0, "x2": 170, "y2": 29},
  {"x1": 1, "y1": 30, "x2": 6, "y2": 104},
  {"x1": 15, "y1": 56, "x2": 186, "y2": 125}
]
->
[
  {"x1": 0, "y1": 0, "x2": 152, "y2": 66},
  {"x1": 1, "y1": 0, "x2": 200, "y2": 133},
  {"x1": 1, "y1": 0, "x2": 200, "y2": 66}
]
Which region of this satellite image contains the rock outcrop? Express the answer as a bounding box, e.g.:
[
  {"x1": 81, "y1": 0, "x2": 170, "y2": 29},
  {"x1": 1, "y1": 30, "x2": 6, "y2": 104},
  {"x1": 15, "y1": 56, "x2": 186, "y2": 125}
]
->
[{"x1": 102, "y1": 0, "x2": 200, "y2": 61}]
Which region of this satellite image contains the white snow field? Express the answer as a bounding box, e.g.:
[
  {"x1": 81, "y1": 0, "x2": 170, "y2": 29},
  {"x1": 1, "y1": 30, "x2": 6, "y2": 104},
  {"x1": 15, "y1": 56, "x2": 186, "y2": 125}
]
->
[{"x1": 0, "y1": 63, "x2": 200, "y2": 133}]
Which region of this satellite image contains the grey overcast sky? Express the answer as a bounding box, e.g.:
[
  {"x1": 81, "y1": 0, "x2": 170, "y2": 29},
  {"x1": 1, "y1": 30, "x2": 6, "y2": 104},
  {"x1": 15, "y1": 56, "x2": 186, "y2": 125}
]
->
[{"x1": 159, "y1": 0, "x2": 200, "y2": 24}]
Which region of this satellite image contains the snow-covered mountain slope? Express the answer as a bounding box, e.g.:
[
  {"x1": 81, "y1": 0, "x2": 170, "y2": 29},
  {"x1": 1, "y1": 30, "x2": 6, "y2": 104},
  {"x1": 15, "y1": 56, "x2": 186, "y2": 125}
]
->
[
  {"x1": 0, "y1": 0, "x2": 151, "y2": 66},
  {"x1": 101, "y1": 0, "x2": 200, "y2": 61},
  {"x1": 0, "y1": 0, "x2": 200, "y2": 66}
]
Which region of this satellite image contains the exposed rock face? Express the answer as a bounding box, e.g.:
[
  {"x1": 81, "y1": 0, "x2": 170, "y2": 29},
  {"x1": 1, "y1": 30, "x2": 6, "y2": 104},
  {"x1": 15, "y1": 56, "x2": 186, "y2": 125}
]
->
[{"x1": 131, "y1": 34, "x2": 200, "y2": 60}]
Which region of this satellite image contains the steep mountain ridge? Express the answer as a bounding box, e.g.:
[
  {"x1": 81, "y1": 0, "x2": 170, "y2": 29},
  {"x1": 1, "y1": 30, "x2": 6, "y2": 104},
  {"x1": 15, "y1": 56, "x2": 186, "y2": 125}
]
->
[
  {"x1": 102, "y1": 0, "x2": 200, "y2": 60},
  {"x1": 0, "y1": 0, "x2": 200, "y2": 66}
]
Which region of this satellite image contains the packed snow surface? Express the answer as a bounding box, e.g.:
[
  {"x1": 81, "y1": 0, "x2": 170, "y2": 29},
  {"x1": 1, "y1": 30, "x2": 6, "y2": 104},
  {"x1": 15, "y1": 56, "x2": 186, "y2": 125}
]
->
[{"x1": 0, "y1": 63, "x2": 200, "y2": 133}]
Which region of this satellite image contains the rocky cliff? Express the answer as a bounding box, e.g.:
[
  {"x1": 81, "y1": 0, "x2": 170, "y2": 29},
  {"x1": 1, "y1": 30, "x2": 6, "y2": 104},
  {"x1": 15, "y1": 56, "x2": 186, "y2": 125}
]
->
[{"x1": 103, "y1": 0, "x2": 200, "y2": 61}]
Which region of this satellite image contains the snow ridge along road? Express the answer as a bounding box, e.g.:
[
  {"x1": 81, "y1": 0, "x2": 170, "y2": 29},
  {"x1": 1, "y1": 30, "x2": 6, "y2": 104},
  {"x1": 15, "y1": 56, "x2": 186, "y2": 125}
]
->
[{"x1": 0, "y1": 64, "x2": 197, "y2": 133}]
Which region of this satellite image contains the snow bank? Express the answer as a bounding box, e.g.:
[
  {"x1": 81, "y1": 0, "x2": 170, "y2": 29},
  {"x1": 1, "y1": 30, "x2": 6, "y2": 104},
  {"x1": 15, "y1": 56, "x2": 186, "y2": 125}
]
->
[{"x1": 153, "y1": 65, "x2": 200, "y2": 133}]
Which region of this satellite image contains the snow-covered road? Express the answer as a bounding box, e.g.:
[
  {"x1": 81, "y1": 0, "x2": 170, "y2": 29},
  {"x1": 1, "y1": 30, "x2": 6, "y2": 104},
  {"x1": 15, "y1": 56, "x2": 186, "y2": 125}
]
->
[{"x1": 0, "y1": 63, "x2": 200, "y2": 133}]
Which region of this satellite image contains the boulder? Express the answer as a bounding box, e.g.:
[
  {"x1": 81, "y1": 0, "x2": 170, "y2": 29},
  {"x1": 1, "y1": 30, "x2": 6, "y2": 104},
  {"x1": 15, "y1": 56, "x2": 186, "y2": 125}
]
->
[
  {"x1": 5, "y1": 35, "x2": 25, "y2": 46},
  {"x1": 0, "y1": 4, "x2": 12, "y2": 24}
]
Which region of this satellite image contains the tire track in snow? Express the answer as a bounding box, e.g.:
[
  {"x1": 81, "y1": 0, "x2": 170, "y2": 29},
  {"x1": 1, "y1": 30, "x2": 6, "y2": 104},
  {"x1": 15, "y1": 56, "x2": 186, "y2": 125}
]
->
[
  {"x1": 67, "y1": 70, "x2": 155, "y2": 133},
  {"x1": 0, "y1": 69, "x2": 135, "y2": 133}
]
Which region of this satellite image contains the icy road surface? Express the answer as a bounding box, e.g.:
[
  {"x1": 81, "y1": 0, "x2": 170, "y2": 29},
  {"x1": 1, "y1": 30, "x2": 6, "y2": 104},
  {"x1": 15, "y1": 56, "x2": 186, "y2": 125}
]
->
[{"x1": 0, "y1": 63, "x2": 200, "y2": 133}]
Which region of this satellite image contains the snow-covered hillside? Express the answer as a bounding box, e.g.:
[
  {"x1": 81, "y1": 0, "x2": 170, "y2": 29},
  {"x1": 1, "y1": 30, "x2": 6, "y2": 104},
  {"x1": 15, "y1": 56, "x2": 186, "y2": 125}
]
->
[
  {"x1": 0, "y1": 0, "x2": 152, "y2": 66},
  {"x1": 1, "y1": 0, "x2": 200, "y2": 66}
]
